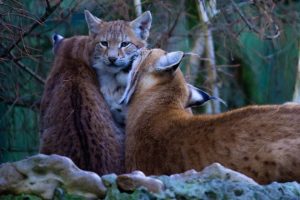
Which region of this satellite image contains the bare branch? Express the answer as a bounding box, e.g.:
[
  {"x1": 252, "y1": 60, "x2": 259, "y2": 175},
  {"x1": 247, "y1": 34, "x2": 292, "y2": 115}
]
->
[
  {"x1": 185, "y1": 33, "x2": 205, "y2": 83},
  {"x1": 230, "y1": 0, "x2": 280, "y2": 40},
  {"x1": 45, "y1": 0, "x2": 51, "y2": 10},
  {"x1": 154, "y1": 9, "x2": 182, "y2": 48},
  {"x1": 0, "y1": 0, "x2": 63, "y2": 59},
  {"x1": 0, "y1": 96, "x2": 40, "y2": 110},
  {"x1": 8, "y1": 52, "x2": 46, "y2": 84}
]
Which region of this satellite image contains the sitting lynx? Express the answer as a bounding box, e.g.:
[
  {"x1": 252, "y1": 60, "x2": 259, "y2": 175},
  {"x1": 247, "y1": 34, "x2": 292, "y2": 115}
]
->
[
  {"x1": 39, "y1": 35, "x2": 124, "y2": 175},
  {"x1": 84, "y1": 10, "x2": 152, "y2": 129}
]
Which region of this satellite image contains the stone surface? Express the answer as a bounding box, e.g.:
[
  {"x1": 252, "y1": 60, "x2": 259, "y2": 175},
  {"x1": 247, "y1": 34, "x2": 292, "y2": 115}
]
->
[
  {"x1": 168, "y1": 163, "x2": 257, "y2": 184},
  {"x1": 1, "y1": 155, "x2": 300, "y2": 200},
  {"x1": 0, "y1": 154, "x2": 106, "y2": 199},
  {"x1": 117, "y1": 170, "x2": 164, "y2": 193}
]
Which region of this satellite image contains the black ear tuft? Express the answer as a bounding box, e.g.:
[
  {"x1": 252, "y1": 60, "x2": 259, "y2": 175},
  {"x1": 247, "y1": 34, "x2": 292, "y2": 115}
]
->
[
  {"x1": 209, "y1": 96, "x2": 227, "y2": 107},
  {"x1": 53, "y1": 34, "x2": 58, "y2": 42},
  {"x1": 186, "y1": 84, "x2": 227, "y2": 107},
  {"x1": 51, "y1": 33, "x2": 64, "y2": 54}
]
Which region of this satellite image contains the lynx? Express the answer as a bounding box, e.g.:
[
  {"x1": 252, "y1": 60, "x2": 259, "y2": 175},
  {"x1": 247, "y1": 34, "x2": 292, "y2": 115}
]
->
[
  {"x1": 39, "y1": 35, "x2": 124, "y2": 175},
  {"x1": 121, "y1": 48, "x2": 300, "y2": 184},
  {"x1": 84, "y1": 10, "x2": 152, "y2": 129}
]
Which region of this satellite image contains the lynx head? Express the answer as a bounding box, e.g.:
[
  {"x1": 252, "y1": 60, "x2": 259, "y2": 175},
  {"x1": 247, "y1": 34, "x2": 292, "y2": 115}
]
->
[
  {"x1": 120, "y1": 48, "x2": 226, "y2": 107},
  {"x1": 84, "y1": 10, "x2": 152, "y2": 74}
]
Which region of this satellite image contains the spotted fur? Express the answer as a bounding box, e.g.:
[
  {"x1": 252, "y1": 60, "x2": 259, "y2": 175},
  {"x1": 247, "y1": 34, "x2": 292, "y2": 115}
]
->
[
  {"x1": 123, "y1": 48, "x2": 300, "y2": 184},
  {"x1": 39, "y1": 36, "x2": 124, "y2": 175},
  {"x1": 85, "y1": 10, "x2": 152, "y2": 129}
]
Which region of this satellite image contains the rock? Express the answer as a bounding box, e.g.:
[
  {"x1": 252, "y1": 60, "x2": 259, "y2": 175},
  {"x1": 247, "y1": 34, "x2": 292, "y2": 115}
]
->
[
  {"x1": 1, "y1": 156, "x2": 300, "y2": 200},
  {"x1": 0, "y1": 154, "x2": 106, "y2": 199},
  {"x1": 102, "y1": 173, "x2": 118, "y2": 187},
  {"x1": 169, "y1": 163, "x2": 257, "y2": 184},
  {"x1": 155, "y1": 163, "x2": 300, "y2": 199},
  {"x1": 117, "y1": 170, "x2": 164, "y2": 193}
]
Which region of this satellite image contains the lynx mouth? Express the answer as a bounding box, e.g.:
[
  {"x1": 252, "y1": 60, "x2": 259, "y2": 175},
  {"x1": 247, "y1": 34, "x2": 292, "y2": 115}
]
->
[
  {"x1": 107, "y1": 63, "x2": 131, "y2": 70},
  {"x1": 107, "y1": 64, "x2": 122, "y2": 68},
  {"x1": 109, "y1": 56, "x2": 135, "y2": 72},
  {"x1": 96, "y1": 54, "x2": 137, "y2": 73},
  {"x1": 122, "y1": 65, "x2": 132, "y2": 73}
]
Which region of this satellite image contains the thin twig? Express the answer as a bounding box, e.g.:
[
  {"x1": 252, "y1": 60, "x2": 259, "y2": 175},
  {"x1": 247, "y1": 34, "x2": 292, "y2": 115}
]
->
[
  {"x1": 0, "y1": 96, "x2": 40, "y2": 110},
  {"x1": 154, "y1": 9, "x2": 182, "y2": 48},
  {"x1": 185, "y1": 33, "x2": 205, "y2": 83},
  {"x1": 8, "y1": 52, "x2": 46, "y2": 84},
  {"x1": 45, "y1": 0, "x2": 51, "y2": 9},
  {"x1": 229, "y1": 0, "x2": 280, "y2": 40},
  {"x1": 0, "y1": 0, "x2": 63, "y2": 58}
]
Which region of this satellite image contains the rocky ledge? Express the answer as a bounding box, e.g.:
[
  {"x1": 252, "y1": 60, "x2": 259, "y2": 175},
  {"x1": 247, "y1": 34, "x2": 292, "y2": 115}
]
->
[{"x1": 0, "y1": 154, "x2": 300, "y2": 199}]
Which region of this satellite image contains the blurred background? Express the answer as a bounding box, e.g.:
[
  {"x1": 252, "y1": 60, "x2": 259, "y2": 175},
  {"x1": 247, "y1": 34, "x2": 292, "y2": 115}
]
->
[{"x1": 0, "y1": 0, "x2": 299, "y2": 163}]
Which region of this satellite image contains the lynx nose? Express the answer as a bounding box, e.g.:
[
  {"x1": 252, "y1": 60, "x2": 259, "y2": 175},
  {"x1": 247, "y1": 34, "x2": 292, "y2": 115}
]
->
[{"x1": 108, "y1": 57, "x2": 117, "y2": 64}]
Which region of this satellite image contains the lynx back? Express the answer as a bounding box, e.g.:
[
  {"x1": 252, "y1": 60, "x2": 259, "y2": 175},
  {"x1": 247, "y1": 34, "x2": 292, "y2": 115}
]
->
[{"x1": 39, "y1": 35, "x2": 124, "y2": 175}]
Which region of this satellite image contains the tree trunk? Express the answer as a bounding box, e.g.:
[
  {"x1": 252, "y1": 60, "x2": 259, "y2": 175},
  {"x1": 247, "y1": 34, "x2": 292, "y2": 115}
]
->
[
  {"x1": 197, "y1": 0, "x2": 221, "y2": 113},
  {"x1": 293, "y1": 55, "x2": 300, "y2": 102},
  {"x1": 134, "y1": 0, "x2": 142, "y2": 16}
]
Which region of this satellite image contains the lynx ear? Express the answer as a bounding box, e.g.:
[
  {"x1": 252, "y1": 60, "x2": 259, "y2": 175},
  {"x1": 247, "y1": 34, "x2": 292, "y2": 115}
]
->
[
  {"x1": 186, "y1": 84, "x2": 227, "y2": 107},
  {"x1": 130, "y1": 11, "x2": 152, "y2": 40},
  {"x1": 52, "y1": 33, "x2": 64, "y2": 54},
  {"x1": 155, "y1": 51, "x2": 184, "y2": 72},
  {"x1": 84, "y1": 10, "x2": 102, "y2": 35}
]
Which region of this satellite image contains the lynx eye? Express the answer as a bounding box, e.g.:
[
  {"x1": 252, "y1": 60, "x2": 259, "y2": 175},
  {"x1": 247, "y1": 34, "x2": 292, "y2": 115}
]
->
[
  {"x1": 120, "y1": 41, "x2": 130, "y2": 48},
  {"x1": 100, "y1": 41, "x2": 108, "y2": 47}
]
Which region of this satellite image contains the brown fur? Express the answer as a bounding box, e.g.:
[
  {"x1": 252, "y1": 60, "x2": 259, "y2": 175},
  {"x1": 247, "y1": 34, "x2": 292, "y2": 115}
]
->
[
  {"x1": 39, "y1": 36, "x2": 124, "y2": 175},
  {"x1": 125, "y1": 48, "x2": 300, "y2": 184}
]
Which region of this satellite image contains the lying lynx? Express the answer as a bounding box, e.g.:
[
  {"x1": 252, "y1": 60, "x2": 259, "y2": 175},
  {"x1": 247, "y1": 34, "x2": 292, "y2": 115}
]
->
[
  {"x1": 121, "y1": 48, "x2": 300, "y2": 184},
  {"x1": 39, "y1": 35, "x2": 124, "y2": 175},
  {"x1": 84, "y1": 10, "x2": 152, "y2": 129}
]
